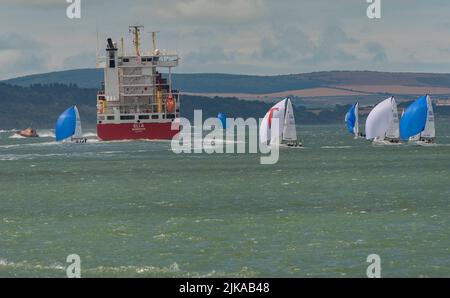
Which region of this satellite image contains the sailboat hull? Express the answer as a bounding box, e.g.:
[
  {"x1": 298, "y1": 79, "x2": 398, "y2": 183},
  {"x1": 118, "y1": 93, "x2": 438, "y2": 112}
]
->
[
  {"x1": 408, "y1": 139, "x2": 435, "y2": 146},
  {"x1": 372, "y1": 138, "x2": 401, "y2": 146},
  {"x1": 280, "y1": 142, "x2": 304, "y2": 148}
]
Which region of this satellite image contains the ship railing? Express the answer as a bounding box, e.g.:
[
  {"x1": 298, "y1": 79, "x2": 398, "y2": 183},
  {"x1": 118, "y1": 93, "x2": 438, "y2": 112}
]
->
[
  {"x1": 98, "y1": 91, "x2": 180, "y2": 100},
  {"x1": 119, "y1": 91, "x2": 180, "y2": 98},
  {"x1": 119, "y1": 54, "x2": 179, "y2": 68},
  {"x1": 99, "y1": 94, "x2": 180, "y2": 107},
  {"x1": 99, "y1": 105, "x2": 180, "y2": 116},
  {"x1": 155, "y1": 61, "x2": 178, "y2": 68},
  {"x1": 98, "y1": 95, "x2": 180, "y2": 116}
]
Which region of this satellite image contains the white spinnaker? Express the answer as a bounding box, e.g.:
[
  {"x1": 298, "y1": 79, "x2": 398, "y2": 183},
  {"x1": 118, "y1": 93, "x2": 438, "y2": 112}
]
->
[
  {"x1": 354, "y1": 103, "x2": 359, "y2": 137},
  {"x1": 365, "y1": 97, "x2": 394, "y2": 140},
  {"x1": 385, "y1": 98, "x2": 399, "y2": 139},
  {"x1": 260, "y1": 99, "x2": 287, "y2": 145},
  {"x1": 270, "y1": 99, "x2": 286, "y2": 145},
  {"x1": 283, "y1": 99, "x2": 297, "y2": 141},
  {"x1": 260, "y1": 112, "x2": 270, "y2": 144},
  {"x1": 421, "y1": 95, "x2": 435, "y2": 139},
  {"x1": 74, "y1": 106, "x2": 83, "y2": 138}
]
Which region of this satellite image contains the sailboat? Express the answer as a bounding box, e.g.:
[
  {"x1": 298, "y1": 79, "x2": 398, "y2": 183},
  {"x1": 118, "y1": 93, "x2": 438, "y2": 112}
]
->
[
  {"x1": 365, "y1": 97, "x2": 401, "y2": 145},
  {"x1": 55, "y1": 106, "x2": 87, "y2": 144},
  {"x1": 217, "y1": 113, "x2": 227, "y2": 129},
  {"x1": 400, "y1": 95, "x2": 435, "y2": 145},
  {"x1": 345, "y1": 102, "x2": 365, "y2": 139},
  {"x1": 260, "y1": 98, "x2": 302, "y2": 147},
  {"x1": 282, "y1": 98, "x2": 300, "y2": 147}
]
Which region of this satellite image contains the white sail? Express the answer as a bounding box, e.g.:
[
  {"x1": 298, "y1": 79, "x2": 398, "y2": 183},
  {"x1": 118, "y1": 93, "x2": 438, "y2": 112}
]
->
[
  {"x1": 354, "y1": 103, "x2": 359, "y2": 138},
  {"x1": 385, "y1": 98, "x2": 399, "y2": 140},
  {"x1": 282, "y1": 98, "x2": 297, "y2": 141},
  {"x1": 421, "y1": 95, "x2": 435, "y2": 139},
  {"x1": 365, "y1": 97, "x2": 394, "y2": 140},
  {"x1": 259, "y1": 98, "x2": 287, "y2": 145},
  {"x1": 270, "y1": 99, "x2": 286, "y2": 145},
  {"x1": 260, "y1": 112, "x2": 270, "y2": 144},
  {"x1": 74, "y1": 106, "x2": 83, "y2": 138}
]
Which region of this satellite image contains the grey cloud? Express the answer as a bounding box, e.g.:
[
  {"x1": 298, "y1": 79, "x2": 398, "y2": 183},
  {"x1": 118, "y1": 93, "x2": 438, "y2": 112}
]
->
[
  {"x1": 2, "y1": 0, "x2": 450, "y2": 77},
  {"x1": 260, "y1": 37, "x2": 291, "y2": 60},
  {"x1": 0, "y1": 51, "x2": 48, "y2": 80},
  {"x1": 147, "y1": 0, "x2": 268, "y2": 25},
  {"x1": 3, "y1": 0, "x2": 63, "y2": 6},
  {"x1": 13, "y1": 53, "x2": 47, "y2": 72},
  {"x1": 252, "y1": 24, "x2": 360, "y2": 70},
  {"x1": 303, "y1": 26, "x2": 358, "y2": 66},
  {"x1": 0, "y1": 32, "x2": 48, "y2": 79},
  {"x1": 365, "y1": 42, "x2": 388, "y2": 63},
  {"x1": 256, "y1": 25, "x2": 314, "y2": 62},
  {"x1": 0, "y1": 33, "x2": 41, "y2": 51},
  {"x1": 271, "y1": 25, "x2": 315, "y2": 56},
  {"x1": 184, "y1": 46, "x2": 233, "y2": 64},
  {"x1": 437, "y1": 47, "x2": 450, "y2": 55},
  {"x1": 63, "y1": 51, "x2": 96, "y2": 69},
  {"x1": 319, "y1": 26, "x2": 358, "y2": 47}
]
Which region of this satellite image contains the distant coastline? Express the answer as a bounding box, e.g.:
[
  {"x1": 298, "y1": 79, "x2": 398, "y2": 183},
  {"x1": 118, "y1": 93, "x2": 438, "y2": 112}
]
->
[{"x1": 2, "y1": 69, "x2": 450, "y2": 129}]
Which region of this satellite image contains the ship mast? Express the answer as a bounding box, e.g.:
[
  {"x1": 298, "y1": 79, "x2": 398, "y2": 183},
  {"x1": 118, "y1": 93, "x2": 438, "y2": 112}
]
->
[
  {"x1": 149, "y1": 31, "x2": 160, "y2": 54},
  {"x1": 129, "y1": 25, "x2": 143, "y2": 57},
  {"x1": 120, "y1": 37, "x2": 124, "y2": 57}
]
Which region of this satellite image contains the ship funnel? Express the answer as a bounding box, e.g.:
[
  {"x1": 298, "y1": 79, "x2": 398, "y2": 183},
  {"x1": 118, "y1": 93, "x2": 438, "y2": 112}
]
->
[{"x1": 107, "y1": 38, "x2": 116, "y2": 50}]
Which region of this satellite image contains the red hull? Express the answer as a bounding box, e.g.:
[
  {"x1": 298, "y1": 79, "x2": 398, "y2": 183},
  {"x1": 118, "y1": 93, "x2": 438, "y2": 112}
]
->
[{"x1": 97, "y1": 122, "x2": 179, "y2": 141}]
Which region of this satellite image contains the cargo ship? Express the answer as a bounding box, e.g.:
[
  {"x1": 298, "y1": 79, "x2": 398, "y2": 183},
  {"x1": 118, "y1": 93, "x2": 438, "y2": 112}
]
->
[{"x1": 96, "y1": 26, "x2": 180, "y2": 141}]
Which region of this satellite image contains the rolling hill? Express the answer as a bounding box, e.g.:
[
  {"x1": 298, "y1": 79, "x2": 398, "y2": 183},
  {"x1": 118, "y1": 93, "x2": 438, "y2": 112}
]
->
[{"x1": 4, "y1": 69, "x2": 450, "y2": 96}]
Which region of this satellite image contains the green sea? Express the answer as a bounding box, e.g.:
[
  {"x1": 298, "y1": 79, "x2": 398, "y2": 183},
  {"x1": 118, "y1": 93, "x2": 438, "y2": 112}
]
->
[{"x1": 0, "y1": 124, "x2": 449, "y2": 277}]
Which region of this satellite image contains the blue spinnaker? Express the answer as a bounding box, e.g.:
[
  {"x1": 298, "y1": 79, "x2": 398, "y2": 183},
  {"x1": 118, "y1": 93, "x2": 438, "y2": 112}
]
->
[
  {"x1": 346, "y1": 103, "x2": 357, "y2": 134},
  {"x1": 400, "y1": 95, "x2": 428, "y2": 140},
  {"x1": 56, "y1": 106, "x2": 76, "y2": 141},
  {"x1": 218, "y1": 113, "x2": 227, "y2": 129}
]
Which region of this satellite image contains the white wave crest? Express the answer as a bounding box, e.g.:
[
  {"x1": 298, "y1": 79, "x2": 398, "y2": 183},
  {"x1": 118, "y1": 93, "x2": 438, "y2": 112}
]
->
[
  {"x1": 37, "y1": 130, "x2": 55, "y2": 138},
  {"x1": 8, "y1": 134, "x2": 26, "y2": 139},
  {"x1": 83, "y1": 132, "x2": 98, "y2": 138}
]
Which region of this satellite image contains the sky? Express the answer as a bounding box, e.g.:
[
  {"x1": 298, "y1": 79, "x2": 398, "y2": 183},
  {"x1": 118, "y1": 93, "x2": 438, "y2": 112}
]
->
[{"x1": 1, "y1": 0, "x2": 450, "y2": 79}]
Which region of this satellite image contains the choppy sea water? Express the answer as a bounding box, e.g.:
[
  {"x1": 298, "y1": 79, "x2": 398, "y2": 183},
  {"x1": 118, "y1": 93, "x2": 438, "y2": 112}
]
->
[{"x1": 0, "y1": 124, "x2": 449, "y2": 277}]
